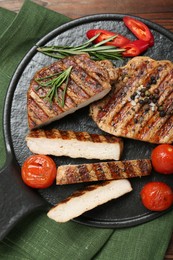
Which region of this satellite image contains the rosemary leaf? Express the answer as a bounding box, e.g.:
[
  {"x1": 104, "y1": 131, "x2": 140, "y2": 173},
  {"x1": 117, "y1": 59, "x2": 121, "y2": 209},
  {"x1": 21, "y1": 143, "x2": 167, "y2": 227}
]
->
[
  {"x1": 35, "y1": 66, "x2": 72, "y2": 106},
  {"x1": 37, "y1": 34, "x2": 125, "y2": 60}
]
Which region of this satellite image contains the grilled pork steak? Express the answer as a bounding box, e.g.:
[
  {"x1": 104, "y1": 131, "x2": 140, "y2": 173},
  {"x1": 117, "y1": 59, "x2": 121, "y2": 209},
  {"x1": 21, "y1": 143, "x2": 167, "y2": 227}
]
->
[
  {"x1": 27, "y1": 54, "x2": 117, "y2": 129},
  {"x1": 90, "y1": 56, "x2": 173, "y2": 144},
  {"x1": 26, "y1": 128, "x2": 123, "y2": 160},
  {"x1": 47, "y1": 179, "x2": 132, "y2": 222},
  {"x1": 56, "y1": 159, "x2": 151, "y2": 185}
]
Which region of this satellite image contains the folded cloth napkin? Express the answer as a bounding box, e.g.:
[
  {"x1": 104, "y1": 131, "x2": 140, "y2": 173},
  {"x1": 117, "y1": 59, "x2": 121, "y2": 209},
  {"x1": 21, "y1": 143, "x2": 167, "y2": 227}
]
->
[{"x1": 0, "y1": 1, "x2": 172, "y2": 259}]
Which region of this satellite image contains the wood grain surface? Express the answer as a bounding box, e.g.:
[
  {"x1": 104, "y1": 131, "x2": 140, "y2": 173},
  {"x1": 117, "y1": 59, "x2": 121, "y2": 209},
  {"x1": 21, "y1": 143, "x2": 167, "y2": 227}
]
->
[{"x1": 0, "y1": 0, "x2": 173, "y2": 259}]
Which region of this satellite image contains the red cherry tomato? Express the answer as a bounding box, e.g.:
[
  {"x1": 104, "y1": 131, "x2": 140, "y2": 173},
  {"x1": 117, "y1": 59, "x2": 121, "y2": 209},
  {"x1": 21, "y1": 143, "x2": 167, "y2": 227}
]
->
[
  {"x1": 122, "y1": 39, "x2": 149, "y2": 57},
  {"x1": 141, "y1": 182, "x2": 173, "y2": 211},
  {"x1": 123, "y1": 16, "x2": 154, "y2": 46},
  {"x1": 21, "y1": 155, "x2": 57, "y2": 189},
  {"x1": 151, "y1": 144, "x2": 173, "y2": 174},
  {"x1": 86, "y1": 29, "x2": 130, "y2": 47}
]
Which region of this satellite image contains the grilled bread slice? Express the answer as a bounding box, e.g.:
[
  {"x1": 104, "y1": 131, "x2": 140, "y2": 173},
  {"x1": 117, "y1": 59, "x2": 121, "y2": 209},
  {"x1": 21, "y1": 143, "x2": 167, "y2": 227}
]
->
[
  {"x1": 90, "y1": 56, "x2": 173, "y2": 144},
  {"x1": 27, "y1": 54, "x2": 117, "y2": 129},
  {"x1": 47, "y1": 179, "x2": 132, "y2": 223},
  {"x1": 56, "y1": 159, "x2": 151, "y2": 185},
  {"x1": 26, "y1": 128, "x2": 123, "y2": 160}
]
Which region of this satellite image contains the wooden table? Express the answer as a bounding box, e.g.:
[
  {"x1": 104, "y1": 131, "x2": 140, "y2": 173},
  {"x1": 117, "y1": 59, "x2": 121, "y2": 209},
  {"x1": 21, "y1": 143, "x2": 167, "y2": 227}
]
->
[{"x1": 0, "y1": 0, "x2": 173, "y2": 259}]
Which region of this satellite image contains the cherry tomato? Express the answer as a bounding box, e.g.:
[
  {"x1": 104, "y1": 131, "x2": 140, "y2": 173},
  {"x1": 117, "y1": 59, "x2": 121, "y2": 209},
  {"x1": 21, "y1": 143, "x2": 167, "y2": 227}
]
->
[
  {"x1": 123, "y1": 16, "x2": 154, "y2": 46},
  {"x1": 151, "y1": 144, "x2": 173, "y2": 174},
  {"x1": 86, "y1": 29, "x2": 130, "y2": 47},
  {"x1": 122, "y1": 39, "x2": 149, "y2": 57},
  {"x1": 21, "y1": 155, "x2": 57, "y2": 189},
  {"x1": 141, "y1": 182, "x2": 173, "y2": 211}
]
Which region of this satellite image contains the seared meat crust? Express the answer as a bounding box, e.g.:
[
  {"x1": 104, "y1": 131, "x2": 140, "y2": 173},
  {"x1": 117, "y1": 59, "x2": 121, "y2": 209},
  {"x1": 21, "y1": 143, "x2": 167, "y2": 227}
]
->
[
  {"x1": 26, "y1": 128, "x2": 123, "y2": 160},
  {"x1": 90, "y1": 56, "x2": 173, "y2": 144},
  {"x1": 56, "y1": 159, "x2": 152, "y2": 184},
  {"x1": 27, "y1": 54, "x2": 116, "y2": 129}
]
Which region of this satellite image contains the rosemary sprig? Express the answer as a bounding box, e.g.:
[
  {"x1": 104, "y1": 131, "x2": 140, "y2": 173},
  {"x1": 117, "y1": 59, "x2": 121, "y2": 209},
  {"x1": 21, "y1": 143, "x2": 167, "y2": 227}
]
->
[
  {"x1": 35, "y1": 66, "x2": 72, "y2": 107},
  {"x1": 37, "y1": 34, "x2": 125, "y2": 60}
]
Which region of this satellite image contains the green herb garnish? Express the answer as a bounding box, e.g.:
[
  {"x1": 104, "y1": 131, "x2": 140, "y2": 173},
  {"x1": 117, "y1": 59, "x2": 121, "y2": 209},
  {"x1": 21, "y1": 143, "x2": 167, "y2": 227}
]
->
[
  {"x1": 37, "y1": 34, "x2": 125, "y2": 60},
  {"x1": 35, "y1": 66, "x2": 72, "y2": 107}
]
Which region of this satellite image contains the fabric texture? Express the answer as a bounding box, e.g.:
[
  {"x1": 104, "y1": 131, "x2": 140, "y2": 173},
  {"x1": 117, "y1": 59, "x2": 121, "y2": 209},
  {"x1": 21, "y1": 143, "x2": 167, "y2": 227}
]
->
[{"x1": 0, "y1": 1, "x2": 172, "y2": 259}]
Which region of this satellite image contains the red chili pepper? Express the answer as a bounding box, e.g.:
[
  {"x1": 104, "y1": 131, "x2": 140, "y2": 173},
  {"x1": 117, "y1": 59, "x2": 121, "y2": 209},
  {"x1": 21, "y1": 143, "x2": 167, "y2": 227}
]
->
[
  {"x1": 123, "y1": 16, "x2": 154, "y2": 46},
  {"x1": 86, "y1": 29, "x2": 131, "y2": 48},
  {"x1": 122, "y1": 39, "x2": 149, "y2": 57}
]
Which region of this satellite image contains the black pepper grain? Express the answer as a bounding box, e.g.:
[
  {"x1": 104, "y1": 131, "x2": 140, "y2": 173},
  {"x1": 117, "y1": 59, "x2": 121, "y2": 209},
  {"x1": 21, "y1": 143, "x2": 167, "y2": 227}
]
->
[
  {"x1": 150, "y1": 76, "x2": 157, "y2": 84},
  {"x1": 159, "y1": 110, "x2": 166, "y2": 117},
  {"x1": 143, "y1": 97, "x2": 150, "y2": 104},
  {"x1": 139, "y1": 99, "x2": 144, "y2": 104}
]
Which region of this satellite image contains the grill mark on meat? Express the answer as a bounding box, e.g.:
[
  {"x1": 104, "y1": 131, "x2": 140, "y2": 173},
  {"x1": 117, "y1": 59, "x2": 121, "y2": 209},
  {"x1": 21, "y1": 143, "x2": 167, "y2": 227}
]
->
[
  {"x1": 78, "y1": 164, "x2": 90, "y2": 182},
  {"x1": 137, "y1": 88, "x2": 173, "y2": 141},
  {"x1": 35, "y1": 60, "x2": 90, "y2": 106},
  {"x1": 65, "y1": 166, "x2": 79, "y2": 184},
  {"x1": 62, "y1": 56, "x2": 106, "y2": 95},
  {"x1": 74, "y1": 54, "x2": 110, "y2": 84},
  {"x1": 158, "y1": 117, "x2": 173, "y2": 143},
  {"x1": 28, "y1": 128, "x2": 123, "y2": 144},
  {"x1": 90, "y1": 56, "x2": 173, "y2": 144},
  {"x1": 107, "y1": 161, "x2": 128, "y2": 179},
  {"x1": 120, "y1": 70, "x2": 173, "y2": 139},
  {"x1": 125, "y1": 72, "x2": 173, "y2": 136},
  {"x1": 91, "y1": 163, "x2": 106, "y2": 181},
  {"x1": 94, "y1": 59, "x2": 157, "y2": 123},
  {"x1": 100, "y1": 61, "x2": 171, "y2": 130},
  {"x1": 28, "y1": 54, "x2": 112, "y2": 129},
  {"x1": 56, "y1": 181, "x2": 112, "y2": 205},
  {"x1": 64, "y1": 79, "x2": 90, "y2": 103},
  {"x1": 56, "y1": 159, "x2": 152, "y2": 184}
]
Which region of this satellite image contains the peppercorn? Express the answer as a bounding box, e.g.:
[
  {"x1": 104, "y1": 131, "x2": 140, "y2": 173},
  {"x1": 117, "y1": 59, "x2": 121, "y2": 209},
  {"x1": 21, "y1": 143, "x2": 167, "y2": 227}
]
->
[
  {"x1": 152, "y1": 98, "x2": 157, "y2": 104},
  {"x1": 159, "y1": 110, "x2": 166, "y2": 117},
  {"x1": 139, "y1": 99, "x2": 144, "y2": 104},
  {"x1": 130, "y1": 93, "x2": 137, "y2": 100},
  {"x1": 150, "y1": 76, "x2": 157, "y2": 84},
  {"x1": 140, "y1": 92, "x2": 145, "y2": 97},
  {"x1": 140, "y1": 88, "x2": 146, "y2": 93},
  {"x1": 143, "y1": 97, "x2": 150, "y2": 104}
]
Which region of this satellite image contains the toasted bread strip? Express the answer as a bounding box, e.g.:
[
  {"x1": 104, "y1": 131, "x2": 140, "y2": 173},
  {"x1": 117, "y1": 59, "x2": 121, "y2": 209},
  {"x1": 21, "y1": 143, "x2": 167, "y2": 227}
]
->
[
  {"x1": 47, "y1": 179, "x2": 132, "y2": 223},
  {"x1": 26, "y1": 128, "x2": 123, "y2": 160},
  {"x1": 56, "y1": 159, "x2": 151, "y2": 185}
]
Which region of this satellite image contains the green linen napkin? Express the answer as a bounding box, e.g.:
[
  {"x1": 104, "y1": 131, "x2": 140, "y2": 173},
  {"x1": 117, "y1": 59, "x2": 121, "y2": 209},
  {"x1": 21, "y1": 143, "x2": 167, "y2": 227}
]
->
[{"x1": 0, "y1": 1, "x2": 172, "y2": 259}]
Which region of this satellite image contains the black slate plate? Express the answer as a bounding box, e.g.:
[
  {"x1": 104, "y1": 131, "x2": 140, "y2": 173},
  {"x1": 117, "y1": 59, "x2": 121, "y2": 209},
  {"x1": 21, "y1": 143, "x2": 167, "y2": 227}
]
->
[{"x1": 1, "y1": 14, "x2": 173, "y2": 239}]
